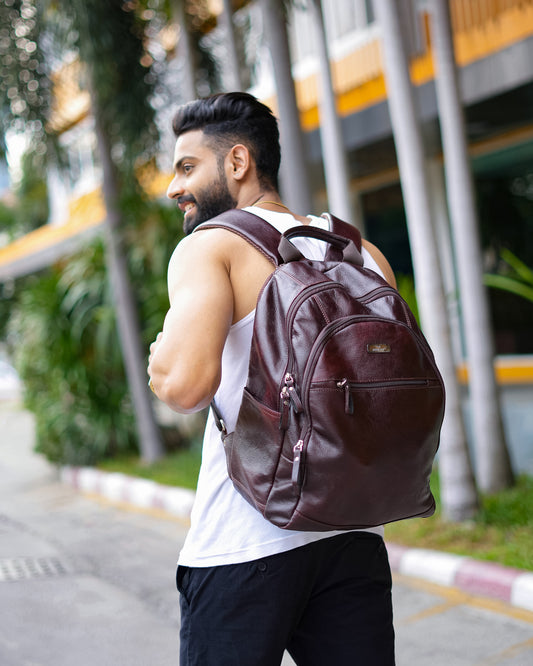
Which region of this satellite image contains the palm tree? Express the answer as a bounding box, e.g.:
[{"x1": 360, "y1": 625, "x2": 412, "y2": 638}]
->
[
  {"x1": 430, "y1": 0, "x2": 513, "y2": 493},
  {"x1": 171, "y1": 0, "x2": 198, "y2": 101},
  {"x1": 258, "y1": 0, "x2": 313, "y2": 212},
  {"x1": 1, "y1": 0, "x2": 165, "y2": 463},
  {"x1": 307, "y1": 0, "x2": 357, "y2": 225},
  {"x1": 220, "y1": 0, "x2": 243, "y2": 91},
  {"x1": 373, "y1": 0, "x2": 479, "y2": 520},
  {"x1": 64, "y1": 0, "x2": 165, "y2": 463}
]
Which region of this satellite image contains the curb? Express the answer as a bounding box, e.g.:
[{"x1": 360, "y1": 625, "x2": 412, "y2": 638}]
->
[
  {"x1": 61, "y1": 465, "x2": 533, "y2": 614},
  {"x1": 60, "y1": 466, "x2": 195, "y2": 524},
  {"x1": 386, "y1": 542, "x2": 533, "y2": 612}
]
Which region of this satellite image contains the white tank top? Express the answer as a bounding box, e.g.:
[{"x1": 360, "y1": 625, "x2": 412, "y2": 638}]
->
[{"x1": 178, "y1": 210, "x2": 385, "y2": 567}]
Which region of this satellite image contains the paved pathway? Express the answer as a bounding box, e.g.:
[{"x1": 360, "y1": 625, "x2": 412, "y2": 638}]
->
[{"x1": 2, "y1": 404, "x2": 533, "y2": 665}]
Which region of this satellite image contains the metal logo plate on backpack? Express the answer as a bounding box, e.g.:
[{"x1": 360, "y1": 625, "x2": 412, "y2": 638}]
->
[{"x1": 367, "y1": 343, "x2": 391, "y2": 353}]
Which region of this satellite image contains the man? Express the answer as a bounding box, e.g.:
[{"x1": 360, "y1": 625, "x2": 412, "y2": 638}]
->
[{"x1": 148, "y1": 92, "x2": 396, "y2": 665}]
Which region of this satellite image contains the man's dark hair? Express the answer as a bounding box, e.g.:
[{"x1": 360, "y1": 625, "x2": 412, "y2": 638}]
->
[{"x1": 172, "y1": 92, "x2": 281, "y2": 191}]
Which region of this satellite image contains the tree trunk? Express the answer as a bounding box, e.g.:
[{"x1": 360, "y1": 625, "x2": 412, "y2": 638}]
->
[
  {"x1": 90, "y1": 86, "x2": 165, "y2": 464},
  {"x1": 172, "y1": 0, "x2": 197, "y2": 102},
  {"x1": 427, "y1": 159, "x2": 464, "y2": 365},
  {"x1": 373, "y1": 0, "x2": 478, "y2": 520},
  {"x1": 309, "y1": 0, "x2": 358, "y2": 225},
  {"x1": 258, "y1": 0, "x2": 313, "y2": 213},
  {"x1": 430, "y1": 0, "x2": 514, "y2": 493},
  {"x1": 221, "y1": 0, "x2": 243, "y2": 91}
]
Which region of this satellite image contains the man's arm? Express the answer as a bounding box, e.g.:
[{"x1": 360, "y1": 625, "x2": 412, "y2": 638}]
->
[{"x1": 147, "y1": 231, "x2": 234, "y2": 413}]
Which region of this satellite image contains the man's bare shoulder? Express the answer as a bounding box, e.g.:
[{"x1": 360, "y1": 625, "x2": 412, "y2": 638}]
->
[
  {"x1": 361, "y1": 238, "x2": 397, "y2": 289},
  {"x1": 167, "y1": 227, "x2": 249, "y2": 292},
  {"x1": 170, "y1": 227, "x2": 241, "y2": 264}
]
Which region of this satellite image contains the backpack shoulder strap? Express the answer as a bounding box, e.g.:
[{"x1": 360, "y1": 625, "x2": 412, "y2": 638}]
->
[
  {"x1": 199, "y1": 209, "x2": 284, "y2": 438},
  {"x1": 195, "y1": 209, "x2": 283, "y2": 266},
  {"x1": 325, "y1": 213, "x2": 363, "y2": 252},
  {"x1": 196, "y1": 209, "x2": 363, "y2": 265}
]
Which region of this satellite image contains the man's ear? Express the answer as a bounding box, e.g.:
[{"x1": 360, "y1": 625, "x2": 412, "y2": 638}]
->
[{"x1": 226, "y1": 144, "x2": 251, "y2": 181}]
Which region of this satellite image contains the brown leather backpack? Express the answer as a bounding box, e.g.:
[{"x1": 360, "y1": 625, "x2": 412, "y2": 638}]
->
[{"x1": 199, "y1": 210, "x2": 445, "y2": 531}]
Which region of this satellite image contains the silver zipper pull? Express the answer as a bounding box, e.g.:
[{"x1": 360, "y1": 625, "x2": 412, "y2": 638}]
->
[
  {"x1": 285, "y1": 374, "x2": 303, "y2": 413},
  {"x1": 291, "y1": 439, "x2": 305, "y2": 488},
  {"x1": 337, "y1": 379, "x2": 354, "y2": 414},
  {"x1": 279, "y1": 386, "x2": 291, "y2": 429}
]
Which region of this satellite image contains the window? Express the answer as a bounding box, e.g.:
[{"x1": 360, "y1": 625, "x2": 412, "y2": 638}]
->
[
  {"x1": 289, "y1": 0, "x2": 376, "y2": 66},
  {"x1": 324, "y1": 0, "x2": 374, "y2": 41}
]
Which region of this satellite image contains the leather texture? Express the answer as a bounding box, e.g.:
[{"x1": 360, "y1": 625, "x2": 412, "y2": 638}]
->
[{"x1": 197, "y1": 210, "x2": 445, "y2": 531}]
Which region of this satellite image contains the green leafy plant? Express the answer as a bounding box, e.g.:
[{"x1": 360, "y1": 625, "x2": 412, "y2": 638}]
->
[
  {"x1": 9, "y1": 245, "x2": 134, "y2": 465},
  {"x1": 483, "y1": 248, "x2": 533, "y2": 303},
  {"x1": 7, "y1": 197, "x2": 186, "y2": 465},
  {"x1": 395, "y1": 273, "x2": 420, "y2": 325}
]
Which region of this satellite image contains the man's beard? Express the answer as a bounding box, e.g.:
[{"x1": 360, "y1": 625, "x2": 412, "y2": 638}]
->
[{"x1": 180, "y1": 173, "x2": 238, "y2": 235}]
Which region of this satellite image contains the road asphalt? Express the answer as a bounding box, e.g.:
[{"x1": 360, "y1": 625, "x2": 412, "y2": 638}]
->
[{"x1": 2, "y1": 401, "x2": 533, "y2": 665}]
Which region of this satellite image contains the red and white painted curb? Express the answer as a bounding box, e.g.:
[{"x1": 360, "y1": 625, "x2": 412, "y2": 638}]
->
[
  {"x1": 386, "y1": 542, "x2": 533, "y2": 612},
  {"x1": 61, "y1": 466, "x2": 533, "y2": 614}
]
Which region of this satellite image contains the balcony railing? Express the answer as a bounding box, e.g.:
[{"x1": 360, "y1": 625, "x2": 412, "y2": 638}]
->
[{"x1": 283, "y1": 0, "x2": 533, "y2": 130}]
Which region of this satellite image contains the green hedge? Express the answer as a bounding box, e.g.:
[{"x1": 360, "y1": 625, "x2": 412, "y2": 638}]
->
[{"x1": 6, "y1": 197, "x2": 185, "y2": 465}]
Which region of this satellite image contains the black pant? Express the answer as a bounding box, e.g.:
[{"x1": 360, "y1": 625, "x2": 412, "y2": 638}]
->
[{"x1": 177, "y1": 532, "x2": 395, "y2": 665}]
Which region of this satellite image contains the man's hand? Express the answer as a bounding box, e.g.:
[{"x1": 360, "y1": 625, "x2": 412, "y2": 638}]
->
[
  {"x1": 147, "y1": 332, "x2": 163, "y2": 394},
  {"x1": 148, "y1": 332, "x2": 163, "y2": 369}
]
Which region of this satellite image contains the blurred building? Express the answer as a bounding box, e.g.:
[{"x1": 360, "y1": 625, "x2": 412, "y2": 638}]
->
[
  {"x1": 0, "y1": 0, "x2": 532, "y2": 468},
  {"x1": 271, "y1": 0, "x2": 533, "y2": 360}
]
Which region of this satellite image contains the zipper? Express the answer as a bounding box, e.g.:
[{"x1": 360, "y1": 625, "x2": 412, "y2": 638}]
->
[
  {"x1": 336, "y1": 377, "x2": 433, "y2": 414},
  {"x1": 358, "y1": 285, "x2": 396, "y2": 305},
  {"x1": 284, "y1": 281, "x2": 343, "y2": 377},
  {"x1": 280, "y1": 281, "x2": 342, "y2": 427},
  {"x1": 279, "y1": 373, "x2": 304, "y2": 429},
  {"x1": 359, "y1": 286, "x2": 415, "y2": 331},
  {"x1": 281, "y1": 282, "x2": 415, "y2": 416},
  {"x1": 291, "y1": 439, "x2": 305, "y2": 488},
  {"x1": 301, "y1": 315, "x2": 443, "y2": 412}
]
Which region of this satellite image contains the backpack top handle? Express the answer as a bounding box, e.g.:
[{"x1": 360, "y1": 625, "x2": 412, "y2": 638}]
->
[{"x1": 278, "y1": 226, "x2": 364, "y2": 267}]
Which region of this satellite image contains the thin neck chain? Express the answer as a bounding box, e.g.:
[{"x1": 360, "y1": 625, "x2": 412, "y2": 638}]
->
[{"x1": 251, "y1": 199, "x2": 291, "y2": 212}]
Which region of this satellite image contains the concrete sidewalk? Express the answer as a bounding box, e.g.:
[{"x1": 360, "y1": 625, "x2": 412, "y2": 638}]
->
[
  {"x1": 3, "y1": 405, "x2": 533, "y2": 665},
  {"x1": 60, "y1": 463, "x2": 533, "y2": 614}
]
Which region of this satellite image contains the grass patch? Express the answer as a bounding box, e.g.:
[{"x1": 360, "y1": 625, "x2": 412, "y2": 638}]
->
[
  {"x1": 385, "y1": 472, "x2": 533, "y2": 571},
  {"x1": 98, "y1": 446, "x2": 202, "y2": 490}
]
